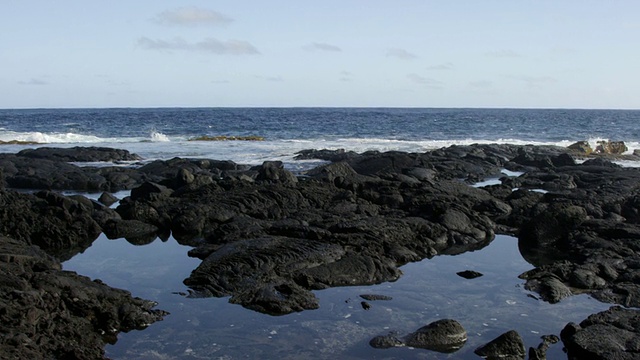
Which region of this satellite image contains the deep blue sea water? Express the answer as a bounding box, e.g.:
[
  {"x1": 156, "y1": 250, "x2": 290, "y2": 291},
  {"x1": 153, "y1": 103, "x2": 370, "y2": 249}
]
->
[{"x1": 1, "y1": 108, "x2": 637, "y2": 358}]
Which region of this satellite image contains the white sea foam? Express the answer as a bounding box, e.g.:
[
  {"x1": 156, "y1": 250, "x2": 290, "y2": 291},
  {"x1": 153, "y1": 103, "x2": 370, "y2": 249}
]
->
[
  {"x1": 0, "y1": 130, "x2": 120, "y2": 144},
  {"x1": 2, "y1": 132, "x2": 639, "y2": 169},
  {"x1": 149, "y1": 131, "x2": 170, "y2": 142}
]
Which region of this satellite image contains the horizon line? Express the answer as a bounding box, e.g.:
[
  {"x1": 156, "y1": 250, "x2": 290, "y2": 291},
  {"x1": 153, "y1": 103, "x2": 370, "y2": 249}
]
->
[{"x1": 2, "y1": 105, "x2": 639, "y2": 111}]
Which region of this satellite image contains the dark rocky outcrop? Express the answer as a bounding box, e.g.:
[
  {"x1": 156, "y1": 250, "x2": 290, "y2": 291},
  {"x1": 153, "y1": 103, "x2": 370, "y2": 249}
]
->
[
  {"x1": 16, "y1": 146, "x2": 142, "y2": 162},
  {"x1": 0, "y1": 183, "x2": 166, "y2": 359},
  {"x1": 0, "y1": 236, "x2": 166, "y2": 360},
  {"x1": 0, "y1": 153, "x2": 146, "y2": 192},
  {"x1": 2, "y1": 144, "x2": 640, "y2": 358},
  {"x1": 0, "y1": 190, "x2": 106, "y2": 261},
  {"x1": 561, "y1": 306, "x2": 640, "y2": 359},
  {"x1": 105, "y1": 143, "x2": 640, "y2": 320},
  {"x1": 117, "y1": 156, "x2": 497, "y2": 314}
]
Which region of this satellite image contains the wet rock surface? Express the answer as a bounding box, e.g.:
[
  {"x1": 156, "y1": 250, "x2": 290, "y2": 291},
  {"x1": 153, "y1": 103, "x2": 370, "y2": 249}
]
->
[
  {"x1": 1, "y1": 144, "x2": 640, "y2": 358},
  {"x1": 561, "y1": 306, "x2": 640, "y2": 360},
  {"x1": 474, "y1": 329, "x2": 526, "y2": 359},
  {"x1": 16, "y1": 146, "x2": 142, "y2": 162},
  {"x1": 119, "y1": 150, "x2": 500, "y2": 313},
  {"x1": 0, "y1": 236, "x2": 167, "y2": 360},
  {"x1": 369, "y1": 319, "x2": 467, "y2": 352}
]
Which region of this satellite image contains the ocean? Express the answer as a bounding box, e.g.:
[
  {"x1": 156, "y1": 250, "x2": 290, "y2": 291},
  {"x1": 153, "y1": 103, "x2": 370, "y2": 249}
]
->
[
  {"x1": 1, "y1": 108, "x2": 640, "y2": 168},
  {"x1": 1, "y1": 107, "x2": 638, "y2": 359}
]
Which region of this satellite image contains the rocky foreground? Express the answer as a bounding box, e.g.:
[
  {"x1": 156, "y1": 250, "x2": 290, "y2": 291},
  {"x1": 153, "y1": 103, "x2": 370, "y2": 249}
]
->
[{"x1": 1, "y1": 144, "x2": 640, "y2": 359}]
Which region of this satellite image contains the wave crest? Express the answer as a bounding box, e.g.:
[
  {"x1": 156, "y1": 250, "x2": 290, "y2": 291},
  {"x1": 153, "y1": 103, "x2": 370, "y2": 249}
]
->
[
  {"x1": 0, "y1": 131, "x2": 106, "y2": 144},
  {"x1": 150, "y1": 131, "x2": 170, "y2": 142}
]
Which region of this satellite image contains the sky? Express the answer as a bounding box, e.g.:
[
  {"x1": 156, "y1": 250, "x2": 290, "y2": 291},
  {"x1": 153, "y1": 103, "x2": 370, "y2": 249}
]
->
[{"x1": 1, "y1": 1, "x2": 639, "y2": 109}]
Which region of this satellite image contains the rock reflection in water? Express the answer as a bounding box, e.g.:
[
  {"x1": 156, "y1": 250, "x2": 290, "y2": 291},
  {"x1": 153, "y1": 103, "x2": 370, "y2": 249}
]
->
[{"x1": 63, "y1": 234, "x2": 611, "y2": 359}]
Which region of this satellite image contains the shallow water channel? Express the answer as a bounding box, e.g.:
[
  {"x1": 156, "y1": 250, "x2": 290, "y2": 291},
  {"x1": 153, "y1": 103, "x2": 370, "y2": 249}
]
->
[{"x1": 62, "y1": 230, "x2": 613, "y2": 359}]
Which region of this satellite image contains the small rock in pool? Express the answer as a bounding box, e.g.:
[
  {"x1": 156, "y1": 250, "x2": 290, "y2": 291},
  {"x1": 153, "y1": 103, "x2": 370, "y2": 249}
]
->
[
  {"x1": 456, "y1": 270, "x2": 484, "y2": 279},
  {"x1": 361, "y1": 301, "x2": 371, "y2": 310}
]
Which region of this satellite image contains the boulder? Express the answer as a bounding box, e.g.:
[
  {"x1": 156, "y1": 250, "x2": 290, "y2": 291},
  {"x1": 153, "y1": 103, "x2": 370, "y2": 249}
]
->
[
  {"x1": 98, "y1": 191, "x2": 119, "y2": 206},
  {"x1": 404, "y1": 319, "x2": 468, "y2": 352},
  {"x1": 595, "y1": 140, "x2": 628, "y2": 154},
  {"x1": 474, "y1": 330, "x2": 526, "y2": 360},
  {"x1": 568, "y1": 141, "x2": 593, "y2": 155},
  {"x1": 369, "y1": 319, "x2": 467, "y2": 353},
  {"x1": 255, "y1": 161, "x2": 298, "y2": 184},
  {"x1": 130, "y1": 181, "x2": 173, "y2": 201}
]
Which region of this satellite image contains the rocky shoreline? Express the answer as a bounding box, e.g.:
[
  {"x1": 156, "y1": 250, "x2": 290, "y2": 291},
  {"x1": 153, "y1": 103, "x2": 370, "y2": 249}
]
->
[{"x1": 1, "y1": 144, "x2": 640, "y2": 359}]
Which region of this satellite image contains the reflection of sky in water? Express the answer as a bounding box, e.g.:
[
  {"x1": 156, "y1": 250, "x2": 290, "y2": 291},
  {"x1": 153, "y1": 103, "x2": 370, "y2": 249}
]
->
[{"x1": 63, "y1": 234, "x2": 612, "y2": 359}]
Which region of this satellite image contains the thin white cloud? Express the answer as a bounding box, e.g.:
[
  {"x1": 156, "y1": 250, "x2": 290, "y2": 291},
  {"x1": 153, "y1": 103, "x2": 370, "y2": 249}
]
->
[
  {"x1": 304, "y1": 42, "x2": 342, "y2": 52},
  {"x1": 407, "y1": 73, "x2": 442, "y2": 88},
  {"x1": 211, "y1": 80, "x2": 230, "y2": 84},
  {"x1": 386, "y1": 48, "x2": 418, "y2": 60},
  {"x1": 153, "y1": 7, "x2": 233, "y2": 26},
  {"x1": 137, "y1": 36, "x2": 259, "y2": 55},
  {"x1": 427, "y1": 62, "x2": 454, "y2": 70},
  {"x1": 18, "y1": 78, "x2": 48, "y2": 86},
  {"x1": 485, "y1": 50, "x2": 522, "y2": 58}
]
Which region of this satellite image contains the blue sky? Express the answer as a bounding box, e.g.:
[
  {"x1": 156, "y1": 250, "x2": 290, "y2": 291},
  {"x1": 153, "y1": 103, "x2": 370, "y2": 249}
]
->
[{"x1": 1, "y1": 1, "x2": 638, "y2": 109}]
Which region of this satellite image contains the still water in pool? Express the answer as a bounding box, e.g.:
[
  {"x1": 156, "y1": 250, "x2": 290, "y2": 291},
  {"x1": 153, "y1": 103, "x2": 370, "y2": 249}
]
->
[{"x1": 63, "y1": 234, "x2": 611, "y2": 359}]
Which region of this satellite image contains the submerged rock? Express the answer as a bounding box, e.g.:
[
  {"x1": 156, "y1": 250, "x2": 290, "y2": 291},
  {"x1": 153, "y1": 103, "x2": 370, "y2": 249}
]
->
[{"x1": 359, "y1": 294, "x2": 393, "y2": 301}]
